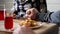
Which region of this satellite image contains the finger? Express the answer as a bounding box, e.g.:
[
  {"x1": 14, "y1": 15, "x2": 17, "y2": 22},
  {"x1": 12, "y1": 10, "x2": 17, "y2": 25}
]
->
[
  {"x1": 26, "y1": 9, "x2": 31, "y2": 15},
  {"x1": 13, "y1": 27, "x2": 22, "y2": 34},
  {"x1": 30, "y1": 8, "x2": 37, "y2": 19},
  {"x1": 23, "y1": 14, "x2": 28, "y2": 18}
]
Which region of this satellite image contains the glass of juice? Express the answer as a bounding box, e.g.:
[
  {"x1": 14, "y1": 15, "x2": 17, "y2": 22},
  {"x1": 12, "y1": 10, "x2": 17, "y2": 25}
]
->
[{"x1": 4, "y1": 12, "x2": 13, "y2": 30}]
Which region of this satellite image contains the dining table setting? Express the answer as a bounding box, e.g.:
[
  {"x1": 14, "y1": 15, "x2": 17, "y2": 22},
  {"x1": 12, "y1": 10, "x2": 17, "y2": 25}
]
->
[
  {"x1": 0, "y1": 19, "x2": 59, "y2": 34},
  {"x1": 0, "y1": 10, "x2": 59, "y2": 34}
]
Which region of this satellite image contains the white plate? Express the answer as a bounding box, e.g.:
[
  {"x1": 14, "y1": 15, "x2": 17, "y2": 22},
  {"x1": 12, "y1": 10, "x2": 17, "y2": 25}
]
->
[{"x1": 29, "y1": 23, "x2": 43, "y2": 29}]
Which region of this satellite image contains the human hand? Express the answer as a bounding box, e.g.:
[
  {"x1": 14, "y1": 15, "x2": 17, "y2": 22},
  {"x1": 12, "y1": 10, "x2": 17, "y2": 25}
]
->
[
  {"x1": 13, "y1": 25, "x2": 35, "y2": 34},
  {"x1": 23, "y1": 8, "x2": 38, "y2": 19}
]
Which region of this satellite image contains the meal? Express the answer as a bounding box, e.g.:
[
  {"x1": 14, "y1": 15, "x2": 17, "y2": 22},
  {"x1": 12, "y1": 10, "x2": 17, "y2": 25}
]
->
[{"x1": 19, "y1": 19, "x2": 38, "y2": 27}]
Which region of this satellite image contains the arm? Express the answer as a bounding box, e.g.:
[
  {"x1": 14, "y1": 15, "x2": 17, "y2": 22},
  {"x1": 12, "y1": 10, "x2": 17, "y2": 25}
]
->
[
  {"x1": 13, "y1": 25, "x2": 35, "y2": 34},
  {"x1": 24, "y1": 8, "x2": 47, "y2": 21},
  {"x1": 36, "y1": 12, "x2": 46, "y2": 21}
]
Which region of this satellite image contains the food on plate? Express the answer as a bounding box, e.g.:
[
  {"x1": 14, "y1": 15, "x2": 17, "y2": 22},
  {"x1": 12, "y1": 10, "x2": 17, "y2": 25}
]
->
[{"x1": 19, "y1": 19, "x2": 38, "y2": 27}]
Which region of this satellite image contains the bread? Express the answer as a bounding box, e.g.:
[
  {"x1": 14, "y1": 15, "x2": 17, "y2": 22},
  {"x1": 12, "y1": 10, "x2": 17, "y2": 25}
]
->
[{"x1": 19, "y1": 19, "x2": 37, "y2": 27}]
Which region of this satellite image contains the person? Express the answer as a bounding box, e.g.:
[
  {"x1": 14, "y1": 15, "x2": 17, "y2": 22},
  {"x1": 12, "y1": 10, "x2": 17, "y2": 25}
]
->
[
  {"x1": 11, "y1": 0, "x2": 40, "y2": 18},
  {"x1": 13, "y1": 0, "x2": 60, "y2": 34},
  {"x1": 11, "y1": 0, "x2": 47, "y2": 18},
  {"x1": 13, "y1": 25, "x2": 35, "y2": 34},
  {"x1": 13, "y1": 8, "x2": 60, "y2": 34},
  {"x1": 24, "y1": 8, "x2": 60, "y2": 23}
]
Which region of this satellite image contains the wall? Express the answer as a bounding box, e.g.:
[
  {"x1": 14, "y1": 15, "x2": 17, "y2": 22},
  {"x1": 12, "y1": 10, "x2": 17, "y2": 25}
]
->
[
  {"x1": 0, "y1": 0, "x2": 14, "y2": 11},
  {"x1": 46, "y1": 0, "x2": 60, "y2": 12},
  {"x1": 4, "y1": 0, "x2": 14, "y2": 11},
  {"x1": 0, "y1": 0, "x2": 4, "y2": 9},
  {"x1": 0, "y1": 0, "x2": 60, "y2": 12}
]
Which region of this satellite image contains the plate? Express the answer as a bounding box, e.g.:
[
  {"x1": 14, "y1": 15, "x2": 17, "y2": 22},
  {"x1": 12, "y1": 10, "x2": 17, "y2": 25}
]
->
[{"x1": 29, "y1": 23, "x2": 43, "y2": 29}]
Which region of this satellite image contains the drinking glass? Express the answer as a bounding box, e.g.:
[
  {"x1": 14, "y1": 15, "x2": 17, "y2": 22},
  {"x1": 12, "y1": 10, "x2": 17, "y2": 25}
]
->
[{"x1": 4, "y1": 12, "x2": 13, "y2": 31}]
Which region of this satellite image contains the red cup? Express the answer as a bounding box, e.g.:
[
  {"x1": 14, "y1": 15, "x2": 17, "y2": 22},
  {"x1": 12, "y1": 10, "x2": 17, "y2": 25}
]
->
[{"x1": 4, "y1": 13, "x2": 13, "y2": 30}]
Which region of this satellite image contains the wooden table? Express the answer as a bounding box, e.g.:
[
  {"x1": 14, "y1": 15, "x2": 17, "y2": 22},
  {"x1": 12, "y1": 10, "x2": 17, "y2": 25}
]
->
[{"x1": 0, "y1": 19, "x2": 58, "y2": 34}]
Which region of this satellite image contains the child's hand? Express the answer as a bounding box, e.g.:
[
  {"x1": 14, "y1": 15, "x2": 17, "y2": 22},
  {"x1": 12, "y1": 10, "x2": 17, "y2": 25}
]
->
[{"x1": 24, "y1": 8, "x2": 38, "y2": 19}]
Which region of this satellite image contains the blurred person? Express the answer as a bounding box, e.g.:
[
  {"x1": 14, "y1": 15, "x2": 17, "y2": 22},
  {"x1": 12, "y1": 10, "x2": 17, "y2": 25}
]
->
[
  {"x1": 13, "y1": 8, "x2": 60, "y2": 34},
  {"x1": 24, "y1": 8, "x2": 60, "y2": 23},
  {"x1": 11, "y1": 0, "x2": 39, "y2": 18},
  {"x1": 13, "y1": 25, "x2": 35, "y2": 34},
  {"x1": 11, "y1": 0, "x2": 47, "y2": 18}
]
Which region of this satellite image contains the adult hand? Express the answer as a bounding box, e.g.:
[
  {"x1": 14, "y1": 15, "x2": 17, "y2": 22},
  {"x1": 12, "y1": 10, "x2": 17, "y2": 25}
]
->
[{"x1": 13, "y1": 25, "x2": 35, "y2": 34}]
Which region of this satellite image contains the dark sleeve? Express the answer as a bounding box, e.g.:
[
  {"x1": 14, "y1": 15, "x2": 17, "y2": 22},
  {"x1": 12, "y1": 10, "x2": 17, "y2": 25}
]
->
[{"x1": 36, "y1": 12, "x2": 47, "y2": 21}]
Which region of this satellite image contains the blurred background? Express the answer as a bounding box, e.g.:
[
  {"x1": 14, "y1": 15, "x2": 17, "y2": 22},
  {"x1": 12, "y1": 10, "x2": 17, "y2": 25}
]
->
[
  {"x1": 0, "y1": 0, "x2": 60, "y2": 34},
  {"x1": 0, "y1": 0, "x2": 60, "y2": 12}
]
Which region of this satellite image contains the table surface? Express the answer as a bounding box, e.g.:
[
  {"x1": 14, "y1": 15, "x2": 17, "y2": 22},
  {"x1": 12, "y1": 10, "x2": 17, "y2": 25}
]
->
[{"x1": 0, "y1": 19, "x2": 57, "y2": 34}]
